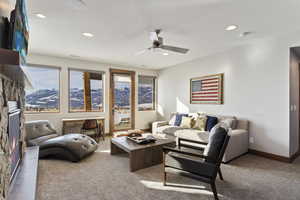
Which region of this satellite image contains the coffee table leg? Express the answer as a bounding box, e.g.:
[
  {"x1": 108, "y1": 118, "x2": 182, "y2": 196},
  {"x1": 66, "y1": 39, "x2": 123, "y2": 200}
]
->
[{"x1": 110, "y1": 141, "x2": 124, "y2": 155}]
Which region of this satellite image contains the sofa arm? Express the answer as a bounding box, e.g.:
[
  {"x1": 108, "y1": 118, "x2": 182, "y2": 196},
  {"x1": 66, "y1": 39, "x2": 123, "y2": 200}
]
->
[
  {"x1": 152, "y1": 121, "x2": 168, "y2": 134},
  {"x1": 223, "y1": 129, "x2": 249, "y2": 163}
]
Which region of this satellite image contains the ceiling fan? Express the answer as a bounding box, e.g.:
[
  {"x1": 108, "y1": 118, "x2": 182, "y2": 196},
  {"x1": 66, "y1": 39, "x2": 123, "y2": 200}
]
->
[{"x1": 136, "y1": 29, "x2": 190, "y2": 55}]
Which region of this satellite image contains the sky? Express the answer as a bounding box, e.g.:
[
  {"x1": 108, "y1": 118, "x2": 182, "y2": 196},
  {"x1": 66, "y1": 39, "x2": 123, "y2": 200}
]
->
[
  {"x1": 23, "y1": 66, "x2": 103, "y2": 94},
  {"x1": 23, "y1": 66, "x2": 59, "y2": 93}
]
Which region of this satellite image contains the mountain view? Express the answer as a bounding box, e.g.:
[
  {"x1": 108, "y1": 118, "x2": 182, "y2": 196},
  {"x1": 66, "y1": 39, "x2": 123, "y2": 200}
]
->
[{"x1": 25, "y1": 85, "x2": 153, "y2": 112}]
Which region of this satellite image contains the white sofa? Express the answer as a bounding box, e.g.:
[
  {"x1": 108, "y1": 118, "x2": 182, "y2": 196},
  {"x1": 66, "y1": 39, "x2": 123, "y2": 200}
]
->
[{"x1": 152, "y1": 113, "x2": 249, "y2": 163}]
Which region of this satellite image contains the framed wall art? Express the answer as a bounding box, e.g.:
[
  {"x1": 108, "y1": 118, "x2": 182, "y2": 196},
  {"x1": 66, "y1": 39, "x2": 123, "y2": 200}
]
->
[{"x1": 190, "y1": 73, "x2": 223, "y2": 104}]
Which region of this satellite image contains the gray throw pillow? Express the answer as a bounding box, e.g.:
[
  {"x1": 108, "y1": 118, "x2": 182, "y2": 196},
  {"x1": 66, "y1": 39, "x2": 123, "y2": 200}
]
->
[{"x1": 219, "y1": 116, "x2": 237, "y2": 129}]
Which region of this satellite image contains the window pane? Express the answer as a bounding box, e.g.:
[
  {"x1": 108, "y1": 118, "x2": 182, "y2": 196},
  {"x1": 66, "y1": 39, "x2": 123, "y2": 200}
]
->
[
  {"x1": 24, "y1": 66, "x2": 60, "y2": 113},
  {"x1": 114, "y1": 74, "x2": 131, "y2": 130},
  {"x1": 138, "y1": 76, "x2": 155, "y2": 111},
  {"x1": 90, "y1": 79, "x2": 103, "y2": 111},
  {"x1": 69, "y1": 70, "x2": 103, "y2": 112},
  {"x1": 69, "y1": 70, "x2": 84, "y2": 112}
]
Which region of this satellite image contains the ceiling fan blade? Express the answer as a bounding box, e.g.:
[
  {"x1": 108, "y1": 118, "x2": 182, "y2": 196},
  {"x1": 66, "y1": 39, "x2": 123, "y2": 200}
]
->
[
  {"x1": 149, "y1": 32, "x2": 159, "y2": 41},
  {"x1": 161, "y1": 45, "x2": 189, "y2": 54}
]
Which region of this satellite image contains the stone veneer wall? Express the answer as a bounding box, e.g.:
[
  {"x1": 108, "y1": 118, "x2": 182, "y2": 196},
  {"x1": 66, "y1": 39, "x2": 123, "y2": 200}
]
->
[{"x1": 0, "y1": 72, "x2": 25, "y2": 200}]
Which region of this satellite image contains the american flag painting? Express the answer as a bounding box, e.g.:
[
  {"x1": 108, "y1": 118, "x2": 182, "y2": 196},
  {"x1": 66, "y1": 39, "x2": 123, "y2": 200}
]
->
[{"x1": 190, "y1": 73, "x2": 223, "y2": 104}]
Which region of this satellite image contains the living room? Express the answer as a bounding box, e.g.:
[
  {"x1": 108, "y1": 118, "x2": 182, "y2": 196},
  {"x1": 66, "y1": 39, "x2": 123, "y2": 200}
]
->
[{"x1": 1, "y1": 0, "x2": 300, "y2": 200}]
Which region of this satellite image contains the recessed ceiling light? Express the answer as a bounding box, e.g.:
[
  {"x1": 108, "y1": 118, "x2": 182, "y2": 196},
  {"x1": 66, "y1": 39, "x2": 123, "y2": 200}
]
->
[
  {"x1": 225, "y1": 25, "x2": 238, "y2": 31},
  {"x1": 35, "y1": 13, "x2": 46, "y2": 19},
  {"x1": 82, "y1": 32, "x2": 94, "y2": 38},
  {"x1": 163, "y1": 52, "x2": 169, "y2": 56}
]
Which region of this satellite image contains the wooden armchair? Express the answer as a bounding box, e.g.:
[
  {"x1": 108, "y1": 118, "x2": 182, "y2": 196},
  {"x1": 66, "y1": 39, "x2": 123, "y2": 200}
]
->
[
  {"x1": 163, "y1": 126, "x2": 230, "y2": 200},
  {"x1": 81, "y1": 119, "x2": 105, "y2": 142}
]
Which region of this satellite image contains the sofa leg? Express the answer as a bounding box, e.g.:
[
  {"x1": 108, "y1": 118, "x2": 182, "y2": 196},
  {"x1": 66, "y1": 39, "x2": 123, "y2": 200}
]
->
[
  {"x1": 218, "y1": 168, "x2": 224, "y2": 181},
  {"x1": 210, "y1": 182, "x2": 219, "y2": 200}
]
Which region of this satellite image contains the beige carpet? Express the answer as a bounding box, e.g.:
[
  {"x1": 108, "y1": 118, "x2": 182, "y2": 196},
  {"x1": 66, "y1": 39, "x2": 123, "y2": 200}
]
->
[{"x1": 37, "y1": 139, "x2": 300, "y2": 200}]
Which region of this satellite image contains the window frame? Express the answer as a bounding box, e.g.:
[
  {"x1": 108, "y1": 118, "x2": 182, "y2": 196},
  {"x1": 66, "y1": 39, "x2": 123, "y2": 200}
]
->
[
  {"x1": 137, "y1": 75, "x2": 156, "y2": 111},
  {"x1": 24, "y1": 64, "x2": 61, "y2": 114},
  {"x1": 68, "y1": 68, "x2": 105, "y2": 113}
]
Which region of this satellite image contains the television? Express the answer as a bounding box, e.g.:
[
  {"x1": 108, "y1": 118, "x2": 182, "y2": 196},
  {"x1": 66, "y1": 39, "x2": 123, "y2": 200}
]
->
[{"x1": 9, "y1": 0, "x2": 29, "y2": 64}]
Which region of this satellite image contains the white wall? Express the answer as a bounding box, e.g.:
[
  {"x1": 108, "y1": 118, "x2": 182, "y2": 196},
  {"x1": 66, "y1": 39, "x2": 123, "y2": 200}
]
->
[
  {"x1": 25, "y1": 54, "x2": 158, "y2": 133},
  {"x1": 0, "y1": 0, "x2": 15, "y2": 17},
  {"x1": 158, "y1": 31, "x2": 300, "y2": 157},
  {"x1": 290, "y1": 49, "x2": 299, "y2": 156}
]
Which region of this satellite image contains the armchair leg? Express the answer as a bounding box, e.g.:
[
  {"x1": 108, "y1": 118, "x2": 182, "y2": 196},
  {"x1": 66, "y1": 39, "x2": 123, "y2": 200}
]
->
[
  {"x1": 218, "y1": 168, "x2": 224, "y2": 181},
  {"x1": 210, "y1": 182, "x2": 219, "y2": 200},
  {"x1": 163, "y1": 171, "x2": 166, "y2": 186},
  {"x1": 163, "y1": 152, "x2": 166, "y2": 186}
]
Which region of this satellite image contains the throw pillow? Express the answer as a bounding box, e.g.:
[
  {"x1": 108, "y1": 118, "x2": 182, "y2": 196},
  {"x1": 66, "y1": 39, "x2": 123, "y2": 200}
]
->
[
  {"x1": 218, "y1": 116, "x2": 237, "y2": 129},
  {"x1": 192, "y1": 115, "x2": 207, "y2": 131},
  {"x1": 180, "y1": 116, "x2": 193, "y2": 128},
  {"x1": 174, "y1": 114, "x2": 188, "y2": 126},
  {"x1": 205, "y1": 115, "x2": 218, "y2": 131}
]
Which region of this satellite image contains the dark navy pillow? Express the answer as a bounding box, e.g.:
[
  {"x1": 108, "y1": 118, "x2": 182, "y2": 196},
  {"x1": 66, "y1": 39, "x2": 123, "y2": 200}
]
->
[
  {"x1": 174, "y1": 114, "x2": 188, "y2": 126},
  {"x1": 205, "y1": 116, "x2": 218, "y2": 131}
]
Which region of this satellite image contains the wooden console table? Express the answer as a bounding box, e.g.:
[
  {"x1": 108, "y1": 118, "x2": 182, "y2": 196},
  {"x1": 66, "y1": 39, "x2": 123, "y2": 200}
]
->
[{"x1": 62, "y1": 117, "x2": 105, "y2": 136}]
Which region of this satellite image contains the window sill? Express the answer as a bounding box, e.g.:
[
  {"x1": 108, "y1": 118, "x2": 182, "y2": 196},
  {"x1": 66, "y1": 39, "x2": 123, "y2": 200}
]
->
[
  {"x1": 25, "y1": 111, "x2": 60, "y2": 115},
  {"x1": 68, "y1": 110, "x2": 104, "y2": 113}
]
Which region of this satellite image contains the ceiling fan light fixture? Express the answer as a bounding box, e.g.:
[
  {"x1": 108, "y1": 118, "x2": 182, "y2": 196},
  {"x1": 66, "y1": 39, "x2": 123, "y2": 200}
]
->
[{"x1": 225, "y1": 24, "x2": 238, "y2": 31}]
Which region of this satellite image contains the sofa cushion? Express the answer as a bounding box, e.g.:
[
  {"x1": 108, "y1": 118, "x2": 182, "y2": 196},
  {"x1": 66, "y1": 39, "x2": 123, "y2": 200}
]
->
[
  {"x1": 174, "y1": 129, "x2": 209, "y2": 143},
  {"x1": 174, "y1": 114, "x2": 188, "y2": 126},
  {"x1": 205, "y1": 116, "x2": 218, "y2": 131},
  {"x1": 180, "y1": 116, "x2": 193, "y2": 128},
  {"x1": 163, "y1": 126, "x2": 185, "y2": 136}
]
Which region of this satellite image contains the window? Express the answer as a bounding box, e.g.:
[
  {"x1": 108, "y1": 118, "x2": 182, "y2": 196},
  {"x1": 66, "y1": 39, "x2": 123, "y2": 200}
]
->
[
  {"x1": 23, "y1": 65, "x2": 60, "y2": 113},
  {"x1": 69, "y1": 69, "x2": 103, "y2": 112},
  {"x1": 138, "y1": 76, "x2": 156, "y2": 111}
]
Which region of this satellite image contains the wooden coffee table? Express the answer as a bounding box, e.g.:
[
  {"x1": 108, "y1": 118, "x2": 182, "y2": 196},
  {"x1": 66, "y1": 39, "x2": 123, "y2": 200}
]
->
[{"x1": 110, "y1": 136, "x2": 176, "y2": 172}]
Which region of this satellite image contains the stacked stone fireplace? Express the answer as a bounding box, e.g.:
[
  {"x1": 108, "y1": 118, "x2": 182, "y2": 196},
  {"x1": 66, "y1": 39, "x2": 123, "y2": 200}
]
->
[{"x1": 0, "y1": 72, "x2": 25, "y2": 200}]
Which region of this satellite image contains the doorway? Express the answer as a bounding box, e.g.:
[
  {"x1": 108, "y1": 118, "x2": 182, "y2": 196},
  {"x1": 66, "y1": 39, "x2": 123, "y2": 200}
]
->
[{"x1": 109, "y1": 69, "x2": 135, "y2": 133}]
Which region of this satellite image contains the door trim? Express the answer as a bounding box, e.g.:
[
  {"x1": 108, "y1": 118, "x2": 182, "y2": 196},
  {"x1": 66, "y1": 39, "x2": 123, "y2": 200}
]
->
[{"x1": 109, "y1": 68, "x2": 136, "y2": 134}]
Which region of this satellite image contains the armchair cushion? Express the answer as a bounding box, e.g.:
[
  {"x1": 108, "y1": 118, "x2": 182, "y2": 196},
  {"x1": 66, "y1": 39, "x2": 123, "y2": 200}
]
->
[
  {"x1": 165, "y1": 152, "x2": 217, "y2": 178},
  {"x1": 204, "y1": 125, "x2": 228, "y2": 163}
]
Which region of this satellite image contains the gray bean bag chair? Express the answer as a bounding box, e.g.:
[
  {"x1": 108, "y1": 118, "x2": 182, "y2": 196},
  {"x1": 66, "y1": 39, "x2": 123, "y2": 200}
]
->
[{"x1": 25, "y1": 120, "x2": 98, "y2": 162}]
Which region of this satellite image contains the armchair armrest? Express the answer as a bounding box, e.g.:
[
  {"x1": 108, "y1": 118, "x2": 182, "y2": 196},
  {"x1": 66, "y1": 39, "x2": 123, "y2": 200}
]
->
[
  {"x1": 178, "y1": 138, "x2": 208, "y2": 146},
  {"x1": 178, "y1": 138, "x2": 207, "y2": 151},
  {"x1": 163, "y1": 146, "x2": 207, "y2": 159}
]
